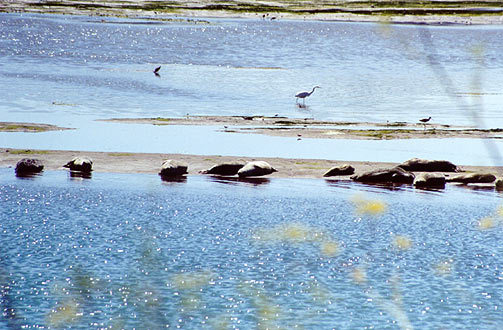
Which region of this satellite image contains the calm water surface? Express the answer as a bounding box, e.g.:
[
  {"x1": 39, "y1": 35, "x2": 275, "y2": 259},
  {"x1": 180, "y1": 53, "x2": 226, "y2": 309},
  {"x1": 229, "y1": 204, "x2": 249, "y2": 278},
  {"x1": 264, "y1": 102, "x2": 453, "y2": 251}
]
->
[
  {"x1": 1, "y1": 13, "x2": 503, "y2": 163},
  {"x1": 1, "y1": 169, "x2": 503, "y2": 328}
]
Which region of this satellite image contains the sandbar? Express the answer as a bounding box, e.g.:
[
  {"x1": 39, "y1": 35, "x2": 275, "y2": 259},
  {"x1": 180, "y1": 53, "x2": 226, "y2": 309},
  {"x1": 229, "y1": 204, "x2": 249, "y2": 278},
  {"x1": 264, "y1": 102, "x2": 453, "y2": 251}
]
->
[
  {"x1": 104, "y1": 116, "x2": 503, "y2": 140},
  {"x1": 2, "y1": 148, "x2": 502, "y2": 180}
]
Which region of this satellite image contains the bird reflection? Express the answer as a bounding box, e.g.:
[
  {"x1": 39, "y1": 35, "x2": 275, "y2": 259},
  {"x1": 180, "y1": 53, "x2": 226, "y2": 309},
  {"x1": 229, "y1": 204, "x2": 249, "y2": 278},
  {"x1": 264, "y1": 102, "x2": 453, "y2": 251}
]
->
[{"x1": 153, "y1": 65, "x2": 161, "y2": 77}]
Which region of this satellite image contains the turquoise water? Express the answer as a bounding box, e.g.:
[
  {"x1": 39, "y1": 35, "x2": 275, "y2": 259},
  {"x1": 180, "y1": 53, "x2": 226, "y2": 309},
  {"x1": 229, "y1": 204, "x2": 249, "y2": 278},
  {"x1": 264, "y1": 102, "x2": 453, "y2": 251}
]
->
[{"x1": 1, "y1": 168, "x2": 503, "y2": 328}]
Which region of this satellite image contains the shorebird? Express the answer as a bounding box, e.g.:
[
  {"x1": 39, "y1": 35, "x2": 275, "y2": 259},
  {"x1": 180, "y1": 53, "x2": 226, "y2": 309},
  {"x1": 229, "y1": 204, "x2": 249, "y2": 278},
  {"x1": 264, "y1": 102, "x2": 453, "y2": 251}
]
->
[
  {"x1": 295, "y1": 86, "x2": 320, "y2": 106},
  {"x1": 419, "y1": 116, "x2": 431, "y2": 130}
]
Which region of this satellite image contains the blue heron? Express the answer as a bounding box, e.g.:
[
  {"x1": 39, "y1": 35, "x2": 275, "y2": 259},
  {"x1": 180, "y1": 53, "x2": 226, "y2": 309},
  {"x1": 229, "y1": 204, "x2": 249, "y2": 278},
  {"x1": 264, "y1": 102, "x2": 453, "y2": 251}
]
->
[{"x1": 295, "y1": 86, "x2": 320, "y2": 105}]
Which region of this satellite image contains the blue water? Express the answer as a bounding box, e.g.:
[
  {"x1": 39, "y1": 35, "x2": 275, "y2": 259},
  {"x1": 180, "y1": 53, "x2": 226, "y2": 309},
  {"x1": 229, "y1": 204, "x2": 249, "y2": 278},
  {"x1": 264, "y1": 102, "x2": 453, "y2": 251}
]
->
[
  {"x1": 1, "y1": 13, "x2": 503, "y2": 164},
  {"x1": 1, "y1": 13, "x2": 503, "y2": 328},
  {"x1": 1, "y1": 168, "x2": 503, "y2": 328}
]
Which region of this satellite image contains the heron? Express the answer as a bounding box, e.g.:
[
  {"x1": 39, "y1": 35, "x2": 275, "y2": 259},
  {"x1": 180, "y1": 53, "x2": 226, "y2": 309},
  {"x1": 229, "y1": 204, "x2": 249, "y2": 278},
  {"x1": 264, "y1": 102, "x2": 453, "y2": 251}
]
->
[
  {"x1": 419, "y1": 116, "x2": 431, "y2": 130},
  {"x1": 295, "y1": 86, "x2": 320, "y2": 105}
]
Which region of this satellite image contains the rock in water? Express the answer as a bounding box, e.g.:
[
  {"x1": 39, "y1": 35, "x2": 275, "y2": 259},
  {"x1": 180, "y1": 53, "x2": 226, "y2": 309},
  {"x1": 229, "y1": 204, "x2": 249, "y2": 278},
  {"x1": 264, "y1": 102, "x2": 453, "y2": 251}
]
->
[
  {"x1": 64, "y1": 156, "x2": 93, "y2": 173},
  {"x1": 237, "y1": 161, "x2": 277, "y2": 177},
  {"x1": 159, "y1": 160, "x2": 188, "y2": 177},
  {"x1": 200, "y1": 162, "x2": 245, "y2": 176},
  {"x1": 323, "y1": 164, "x2": 355, "y2": 177},
  {"x1": 397, "y1": 158, "x2": 459, "y2": 172},
  {"x1": 15, "y1": 158, "x2": 44, "y2": 175}
]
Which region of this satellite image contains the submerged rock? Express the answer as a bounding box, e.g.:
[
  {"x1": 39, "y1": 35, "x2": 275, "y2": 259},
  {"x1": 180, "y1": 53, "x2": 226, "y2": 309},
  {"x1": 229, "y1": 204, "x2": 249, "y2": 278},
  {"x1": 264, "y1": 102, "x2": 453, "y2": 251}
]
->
[
  {"x1": 446, "y1": 173, "x2": 496, "y2": 184},
  {"x1": 63, "y1": 156, "x2": 93, "y2": 173},
  {"x1": 323, "y1": 164, "x2": 355, "y2": 177},
  {"x1": 413, "y1": 173, "x2": 446, "y2": 188},
  {"x1": 15, "y1": 158, "x2": 44, "y2": 176},
  {"x1": 237, "y1": 161, "x2": 277, "y2": 177},
  {"x1": 159, "y1": 160, "x2": 188, "y2": 177},
  {"x1": 397, "y1": 158, "x2": 459, "y2": 172},
  {"x1": 200, "y1": 162, "x2": 245, "y2": 176},
  {"x1": 351, "y1": 167, "x2": 414, "y2": 184}
]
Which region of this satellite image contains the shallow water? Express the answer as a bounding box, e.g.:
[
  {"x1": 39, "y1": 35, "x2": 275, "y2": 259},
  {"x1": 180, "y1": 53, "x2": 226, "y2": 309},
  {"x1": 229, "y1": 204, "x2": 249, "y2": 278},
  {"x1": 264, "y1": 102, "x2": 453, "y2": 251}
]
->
[
  {"x1": 1, "y1": 13, "x2": 503, "y2": 163},
  {"x1": 1, "y1": 13, "x2": 503, "y2": 126},
  {"x1": 1, "y1": 168, "x2": 503, "y2": 328}
]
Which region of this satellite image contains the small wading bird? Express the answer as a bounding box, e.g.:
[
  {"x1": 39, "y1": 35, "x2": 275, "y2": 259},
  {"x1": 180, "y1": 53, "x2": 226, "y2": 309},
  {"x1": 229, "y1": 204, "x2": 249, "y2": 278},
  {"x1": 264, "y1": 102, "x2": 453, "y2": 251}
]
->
[
  {"x1": 153, "y1": 66, "x2": 161, "y2": 77},
  {"x1": 419, "y1": 116, "x2": 432, "y2": 130},
  {"x1": 295, "y1": 86, "x2": 320, "y2": 106}
]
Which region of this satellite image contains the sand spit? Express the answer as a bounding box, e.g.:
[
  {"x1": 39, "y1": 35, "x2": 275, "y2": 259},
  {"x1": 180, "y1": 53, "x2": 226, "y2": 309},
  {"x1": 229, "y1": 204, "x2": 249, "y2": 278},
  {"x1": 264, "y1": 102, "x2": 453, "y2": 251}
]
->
[
  {"x1": 2, "y1": 148, "x2": 502, "y2": 180},
  {"x1": 103, "y1": 116, "x2": 503, "y2": 140}
]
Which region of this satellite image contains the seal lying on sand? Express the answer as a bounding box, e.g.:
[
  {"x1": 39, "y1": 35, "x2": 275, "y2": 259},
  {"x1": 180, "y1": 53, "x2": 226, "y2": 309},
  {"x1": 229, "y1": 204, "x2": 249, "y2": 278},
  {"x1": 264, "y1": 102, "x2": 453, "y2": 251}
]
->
[
  {"x1": 323, "y1": 164, "x2": 355, "y2": 177},
  {"x1": 397, "y1": 158, "x2": 459, "y2": 172},
  {"x1": 446, "y1": 173, "x2": 496, "y2": 184},
  {"x1": 200, "y1": 162, "x2": 245, "y2": 176},
  {"x1": 15, "y1": 158, "x2": 44, "y2": 176},
  {"x1": 237, "y1": 161, "x2": 277, "y2": 178},
  {"x1": 159, "y1": 160, "x2": 188, "y2": 177},
  {"x1": 64, "y1": 156, "x2": 93, "y2": 173},
  {"x1": 413, "y1": 173, "x2": 446, "y2": 188},
  {"x1": 351, "y1": 167, "x2": 414, "y2": 184}
]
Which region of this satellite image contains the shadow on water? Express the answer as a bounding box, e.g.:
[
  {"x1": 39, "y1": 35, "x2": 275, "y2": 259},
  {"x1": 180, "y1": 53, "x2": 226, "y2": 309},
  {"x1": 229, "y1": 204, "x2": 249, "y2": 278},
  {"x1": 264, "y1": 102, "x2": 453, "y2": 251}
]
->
[
  {"x1": 324, "y1": 178, "x2": 412, "y2": 193},
  {"x1": 15, "y1": 172, "x2": 43, "y2": 179},
  {"x1": 160, "y1": 175, "x2": 188, "y2": 184},
  {"x1": 205, "y1": 175, "x2": 271, "y2": 187},
  {"x1": 68, "y1": 170, "x2": 92, "y2": 180}
]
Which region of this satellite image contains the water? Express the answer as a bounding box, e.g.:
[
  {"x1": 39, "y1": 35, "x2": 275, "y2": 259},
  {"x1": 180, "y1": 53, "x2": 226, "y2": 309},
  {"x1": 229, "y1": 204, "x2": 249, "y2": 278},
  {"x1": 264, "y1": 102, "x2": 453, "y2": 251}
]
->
[
  {"x1": 1, "y1": 168, "x2": 503, "y2": 328},
  {"x1": 1, "y1": 13, "x2": 503, "y2": 164},
  {"x1": 1, "y1": 14, "x2": 503, "y2": 328}
]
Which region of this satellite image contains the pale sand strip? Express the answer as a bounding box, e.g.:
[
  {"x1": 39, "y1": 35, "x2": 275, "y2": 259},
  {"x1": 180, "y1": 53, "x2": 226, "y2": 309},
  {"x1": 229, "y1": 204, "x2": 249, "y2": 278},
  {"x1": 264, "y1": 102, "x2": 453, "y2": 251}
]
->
[{"x1": 2, "y1": 148, "x2": 502, "y2": 179}]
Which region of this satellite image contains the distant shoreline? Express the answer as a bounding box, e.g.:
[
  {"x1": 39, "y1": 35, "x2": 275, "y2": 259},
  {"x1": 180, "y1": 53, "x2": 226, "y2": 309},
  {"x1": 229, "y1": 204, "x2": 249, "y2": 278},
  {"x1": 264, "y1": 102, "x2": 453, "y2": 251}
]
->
[{"x1": 1, "y1": 0, "x2": 503, "y2": 25}]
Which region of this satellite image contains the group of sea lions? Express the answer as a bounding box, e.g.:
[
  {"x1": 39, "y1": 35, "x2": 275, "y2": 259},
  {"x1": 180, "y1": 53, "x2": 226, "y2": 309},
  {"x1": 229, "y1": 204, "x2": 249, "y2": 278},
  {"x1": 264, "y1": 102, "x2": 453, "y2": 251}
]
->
[{"x1": 12, "y1": 156, "x2": 503, "y2": 189}]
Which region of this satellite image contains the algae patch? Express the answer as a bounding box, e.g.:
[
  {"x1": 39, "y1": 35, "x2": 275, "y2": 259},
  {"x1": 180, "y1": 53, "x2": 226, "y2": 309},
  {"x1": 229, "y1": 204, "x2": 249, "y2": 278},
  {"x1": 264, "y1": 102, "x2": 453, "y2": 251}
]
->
[{"x1": 0, "y1": 122, "x2": 72, "y2": 133}]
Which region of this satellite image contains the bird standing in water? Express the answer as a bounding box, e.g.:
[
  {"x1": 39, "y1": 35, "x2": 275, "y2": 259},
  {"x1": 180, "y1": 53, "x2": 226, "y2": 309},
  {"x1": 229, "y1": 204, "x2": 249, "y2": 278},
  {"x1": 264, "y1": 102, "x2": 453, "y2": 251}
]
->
[
  {"x1": 295, "y1": 86, "x2": 320, "y2": 106},
  {"x1": 419, "y1": 116, "x2": 431, "y2": 130}
]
